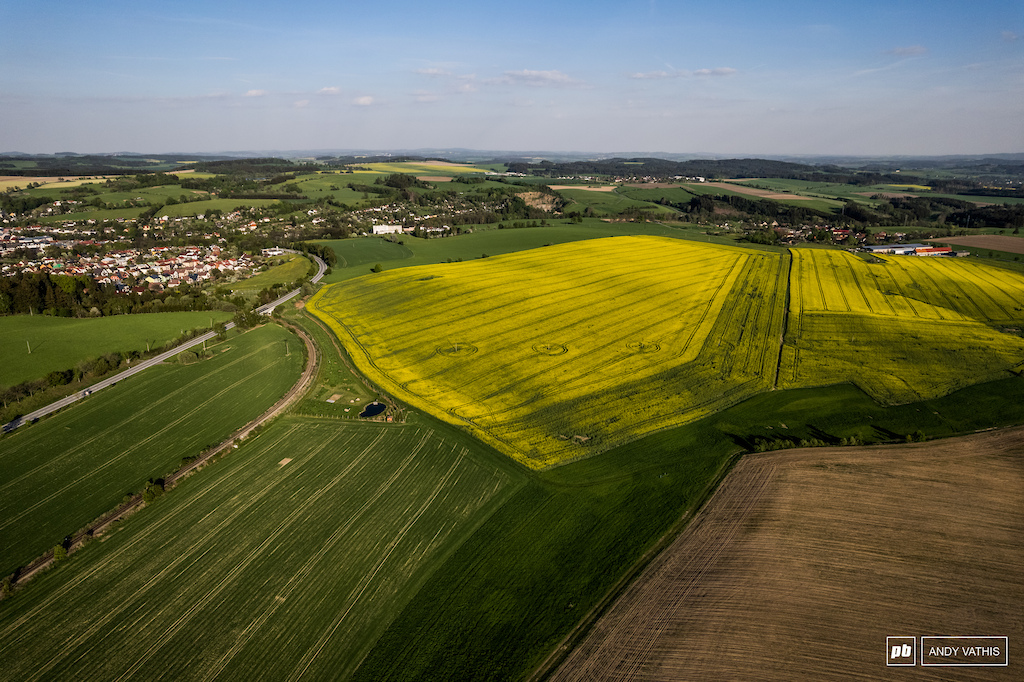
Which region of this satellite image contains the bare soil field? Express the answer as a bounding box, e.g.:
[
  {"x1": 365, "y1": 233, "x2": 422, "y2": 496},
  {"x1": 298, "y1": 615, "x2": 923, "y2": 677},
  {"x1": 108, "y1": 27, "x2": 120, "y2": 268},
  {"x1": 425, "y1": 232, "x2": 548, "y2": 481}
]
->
[
  {"x1": 926, "y1": 235, "x2": 1024, "y2": 254},
  {"x1": 701, "y1": 181, "x2": 817, "y2": 201},
  {"x1": 551, "y1": 428, "x2": 1024, "y2": 681},
  {"x1": 549, "y1": 185, "x2": 618, "y2": 192}
]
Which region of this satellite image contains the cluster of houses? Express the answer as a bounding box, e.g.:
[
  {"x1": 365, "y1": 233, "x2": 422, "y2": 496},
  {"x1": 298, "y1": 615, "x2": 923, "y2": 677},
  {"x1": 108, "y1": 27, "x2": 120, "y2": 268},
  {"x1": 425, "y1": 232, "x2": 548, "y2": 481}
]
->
[{"x1": 1, "y1": 243, "x2": 254, "y2": 291}]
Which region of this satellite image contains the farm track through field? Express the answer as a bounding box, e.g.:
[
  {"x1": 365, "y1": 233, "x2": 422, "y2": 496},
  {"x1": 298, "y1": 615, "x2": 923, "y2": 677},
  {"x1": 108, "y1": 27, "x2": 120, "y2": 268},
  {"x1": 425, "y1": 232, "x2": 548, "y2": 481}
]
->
[
  {"x1": 773, "y1": 251, "x2": 792, "y2": 389},
  {"x1": 4, "y1": 321, "x2": 319, "y2": 593}
]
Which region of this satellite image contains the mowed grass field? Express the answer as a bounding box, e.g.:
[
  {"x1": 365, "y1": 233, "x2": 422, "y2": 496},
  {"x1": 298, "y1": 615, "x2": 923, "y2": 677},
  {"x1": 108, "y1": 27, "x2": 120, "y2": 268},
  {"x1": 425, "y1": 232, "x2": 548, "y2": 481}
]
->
[
  {"x1": 0, "y1": 310, "x2": 233, "y2": 388},
  {"x1": 0, "y1": 323, "x2": 303, "y2": 575},
  {"x1": 557, "y1": 188, "x2": 678, "y2": 217},
  {"x1": 229, "y1": 254, "x2": 311, "y2": 295},
  {"x1": 780, "y1": 248, "x2": 1024, "y2": 403},
  {"x1": 552, "y1": 428, "x2": 1024, "y2": 680},
  {"x1": 310, "y1": 236, "x2": 788, "y2": 468},
  {"x1": 0, "y1": 417, "x2": 517, "y2": 681}
]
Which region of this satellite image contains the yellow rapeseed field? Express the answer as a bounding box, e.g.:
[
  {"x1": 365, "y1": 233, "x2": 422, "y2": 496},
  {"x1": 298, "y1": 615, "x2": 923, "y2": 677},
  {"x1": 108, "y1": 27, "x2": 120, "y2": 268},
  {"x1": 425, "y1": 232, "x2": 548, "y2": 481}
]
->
[
  {"x1": 310, "y1": 236, "x2": 787, "y2": 468},
  {"x1": 782, "y1": 248, "x2": 1024, "y2": 403}
]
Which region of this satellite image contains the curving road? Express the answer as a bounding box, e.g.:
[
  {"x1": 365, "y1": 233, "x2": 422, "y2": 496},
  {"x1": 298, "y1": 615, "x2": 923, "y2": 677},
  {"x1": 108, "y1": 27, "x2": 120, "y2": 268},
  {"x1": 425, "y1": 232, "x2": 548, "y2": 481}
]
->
[{"x1": 2, "y1": 251, "x2": 327, "y2": 434}]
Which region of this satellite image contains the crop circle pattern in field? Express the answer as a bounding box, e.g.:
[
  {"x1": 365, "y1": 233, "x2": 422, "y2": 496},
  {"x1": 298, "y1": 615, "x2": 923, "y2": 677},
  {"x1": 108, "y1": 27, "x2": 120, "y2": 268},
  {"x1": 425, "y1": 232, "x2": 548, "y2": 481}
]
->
[
  {"x1": 532, "y1": 342, "x2": 569, "y2": 356},
  {"x1": 436, "y1": 342, "x2": 478, "y2": 357},
  {"x1": 627, "y1": 341, "x2": 661, "y2": 354}
]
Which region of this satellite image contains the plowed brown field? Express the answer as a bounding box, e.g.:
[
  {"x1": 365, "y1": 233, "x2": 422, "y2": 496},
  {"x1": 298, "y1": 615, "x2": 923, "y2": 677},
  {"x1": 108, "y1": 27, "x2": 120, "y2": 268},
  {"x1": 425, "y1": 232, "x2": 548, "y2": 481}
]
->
[
  {"x1": 926, "y1": 235, "x2": 1024, "y2": 255},
  {"x1": 551, "y1": 429, "x2": 1024, "y2": 681},
  {"x1": 700, "y1": 181, "x2": 817, "y2": 201}
]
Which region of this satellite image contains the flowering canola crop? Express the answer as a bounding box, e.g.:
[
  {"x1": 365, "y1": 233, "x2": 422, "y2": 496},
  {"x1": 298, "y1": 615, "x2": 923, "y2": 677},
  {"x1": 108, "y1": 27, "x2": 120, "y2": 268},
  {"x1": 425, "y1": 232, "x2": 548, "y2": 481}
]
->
[
  {"x1": 781, "y1": 248, "x2": 1024, "y2": 403},
  {"x1": 310, "y1": 236, "x2": 787, "y2": 468}
]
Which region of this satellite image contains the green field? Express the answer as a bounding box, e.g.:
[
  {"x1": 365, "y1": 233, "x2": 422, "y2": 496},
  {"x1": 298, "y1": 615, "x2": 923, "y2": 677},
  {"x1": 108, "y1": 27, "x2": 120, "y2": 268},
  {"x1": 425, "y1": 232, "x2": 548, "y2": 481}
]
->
[
  {"x1": 0, "y1": 311, "x2": 233, "y2": 388},
  {"x1": 557, "y1": 187, "x2": 678, "y2": 217},
  {"x1": 0, "y1": 416, "x2": 519, "y2": 681},
  {"x1": 230, "y1": 254, "x2": 312, "y2": 294},
  {"x1": 0, "y1": 323, "x2": 303, "y2": 575},
  {"x1": 310, "y1": 236, "x2": 788, "y2": 468}
]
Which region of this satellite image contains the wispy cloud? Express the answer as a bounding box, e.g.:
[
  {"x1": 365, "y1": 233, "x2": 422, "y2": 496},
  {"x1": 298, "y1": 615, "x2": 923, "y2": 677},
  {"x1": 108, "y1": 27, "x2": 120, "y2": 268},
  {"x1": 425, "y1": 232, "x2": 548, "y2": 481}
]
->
[
  {"x1": 694, "y1": 67, "x2": 737, "y2": 77},
  {"x1": 629, "y1": 67, "x2": 736, "y2": 79},
  {"x1": 630, "y1": 70, "x2": 676, "y2": 80},
  {"x1": 886, "y1": 45, "x2": 927, "y2": 56},
  {"x1": 317, "y1": 86, "x2": 341, "y2": 95},
  {"x1": 415, "y1": 68, "x2": 453, "y2": 77},
  {"x1": 414, "y1": 91, "x2": 440, "y2": 103},
  {"x1": 244, "y1": 89, "x2": 267, "y2": 97},
  {"x1": 499, "y1": 69, "x2": 583, "y2": 87},
  {"x1": 354, "y1": 95, "x2": 374, "y2": 106},
  {"x1": 1002, "y1": 31, "x2": 1019, "y2": 42},
  {"x1": 294, "y1": 99, "x2": 309, "y2": 108}
]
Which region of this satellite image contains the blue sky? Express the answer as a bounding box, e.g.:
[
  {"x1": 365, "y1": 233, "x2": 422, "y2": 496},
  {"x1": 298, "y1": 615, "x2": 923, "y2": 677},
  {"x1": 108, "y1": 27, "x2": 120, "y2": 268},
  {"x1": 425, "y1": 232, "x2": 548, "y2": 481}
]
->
[{"x1": 1, "y1": 0, "x2": 1021, "y2": 155}]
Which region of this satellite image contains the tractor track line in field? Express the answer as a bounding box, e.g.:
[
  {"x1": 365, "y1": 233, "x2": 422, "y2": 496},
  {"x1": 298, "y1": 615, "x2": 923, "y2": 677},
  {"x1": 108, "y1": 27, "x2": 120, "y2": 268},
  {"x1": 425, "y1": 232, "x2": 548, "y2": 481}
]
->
[{"x1": 773, "y1": 250, "x2": 793, "y2": 390}]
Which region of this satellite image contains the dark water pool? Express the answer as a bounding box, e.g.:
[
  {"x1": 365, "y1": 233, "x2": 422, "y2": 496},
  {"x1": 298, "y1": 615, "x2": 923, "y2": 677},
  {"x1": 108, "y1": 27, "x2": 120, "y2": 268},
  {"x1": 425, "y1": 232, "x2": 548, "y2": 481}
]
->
[{"x1": 359, "y1": 402, "x2": 386, "y2": 418}]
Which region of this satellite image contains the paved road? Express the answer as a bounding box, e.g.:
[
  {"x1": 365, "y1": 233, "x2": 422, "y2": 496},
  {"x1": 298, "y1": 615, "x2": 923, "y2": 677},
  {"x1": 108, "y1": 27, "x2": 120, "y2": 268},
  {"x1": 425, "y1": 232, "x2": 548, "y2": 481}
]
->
[{"x1": 2, "y1": 251, "x2": 327, "y2": 433}]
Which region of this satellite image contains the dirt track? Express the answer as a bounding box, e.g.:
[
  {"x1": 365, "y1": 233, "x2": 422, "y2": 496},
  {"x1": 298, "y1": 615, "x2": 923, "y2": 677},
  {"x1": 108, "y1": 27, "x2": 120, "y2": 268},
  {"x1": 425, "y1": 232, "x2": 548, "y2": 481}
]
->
[{"x1": 550, "y1": 428, "x2": 1024, "y2": 680}]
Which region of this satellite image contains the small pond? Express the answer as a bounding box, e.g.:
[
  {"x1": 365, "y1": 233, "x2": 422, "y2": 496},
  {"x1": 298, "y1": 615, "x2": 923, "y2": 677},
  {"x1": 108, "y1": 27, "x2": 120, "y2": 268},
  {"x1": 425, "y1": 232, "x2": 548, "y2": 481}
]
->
[{"x1": 359, "y1": 401, "x2": 387, "y2": 418}]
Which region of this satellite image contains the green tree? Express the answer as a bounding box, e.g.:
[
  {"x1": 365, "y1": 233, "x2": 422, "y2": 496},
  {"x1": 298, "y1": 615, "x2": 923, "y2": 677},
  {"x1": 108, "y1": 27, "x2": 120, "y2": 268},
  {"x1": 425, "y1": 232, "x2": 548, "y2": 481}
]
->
[{"x1": 53, "y1": 545, "x2": 67, "y2": 563}]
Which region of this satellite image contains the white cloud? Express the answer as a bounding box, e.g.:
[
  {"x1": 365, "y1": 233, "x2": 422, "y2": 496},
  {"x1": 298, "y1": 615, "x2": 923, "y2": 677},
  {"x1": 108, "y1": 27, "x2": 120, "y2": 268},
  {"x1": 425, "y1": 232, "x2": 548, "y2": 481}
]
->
[
  {"x1": 244, "y1": 89, "x2": 267, "y2": 97},
  {"x1": 500, "y1": 69, "x2": 581, "y2": 87},
  {"x1": 693, "y1": 67, "x2": 737, "y2": 77},
  {"x1": 414, "y1": 91, "x2": 439, "y2": 103},
  {"x1": 354, "y1": 95, "x2": 374, "y2": 106},
  {"x1": 630, "y1": 67, "x2": 736, "y2": 79},
  {"x1": 317, "y1": 86, "x2": 341, "y2": 95},
  {"x1": 294, "y1": 99, "x2": 309, "y2": 108},
  {"x1": 415, "y1": 68, "x2": 452, "y2": 77},
  {"x1": 630, "y1": 70, "x2": 675, "y2": 80},
  {"x1": 886, "y1": 45, "x2": 927, "y2": 56}
]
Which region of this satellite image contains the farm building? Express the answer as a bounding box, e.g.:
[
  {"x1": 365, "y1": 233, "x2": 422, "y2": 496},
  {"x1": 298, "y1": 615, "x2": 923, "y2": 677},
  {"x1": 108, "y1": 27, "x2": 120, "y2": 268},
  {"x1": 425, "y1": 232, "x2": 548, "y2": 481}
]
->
[
  {"x1": 371, "y1": 224, "x2": 403, "y2": 235},
  {"x1": 864, "y1": 243, "x2": 954, "y2": 257}
]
